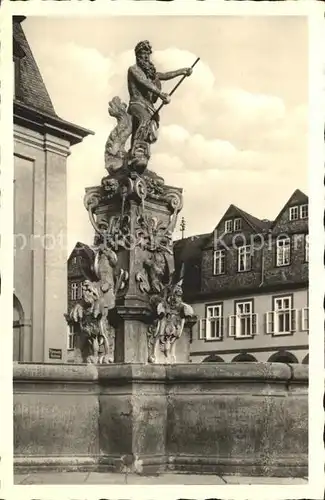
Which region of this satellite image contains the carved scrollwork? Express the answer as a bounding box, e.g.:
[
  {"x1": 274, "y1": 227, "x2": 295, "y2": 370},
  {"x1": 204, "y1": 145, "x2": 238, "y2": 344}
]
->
[
  {"x1": 84, "y1": 189, "x2": 104, "y2": 236},
  {"x1": 165, "y1": 190, "x2": 183, "y2": 213},
  {"x1": 134, "y1": 176, "x2": 147, "y2": 202},
  {"x1": 115, "y1": 268, "x2": 129, "y2": 294},
  {"x1": 84, "y1": 189, "x2": 101, "y2": 212},
  {"x1": 135, "y1": 271, "x2": 150, "y2": 293}
]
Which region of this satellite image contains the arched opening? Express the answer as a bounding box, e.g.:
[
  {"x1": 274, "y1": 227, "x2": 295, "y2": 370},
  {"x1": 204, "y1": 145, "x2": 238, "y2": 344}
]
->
[
  {"x1": 232, "y1": 353, "x2": 257, "y2": 362},
  {"x1": 302, "y1": 354, "x2": 309, "y2": 365},
  {"x1": 13, "y1": 294, "x2": 24, "y2": 361},
  {"x1": 202, "y1": 354, "x2": 224, "y2": 363},
  {"x1": 268, "y1": 351, "x2": 298, "y2": 364}
]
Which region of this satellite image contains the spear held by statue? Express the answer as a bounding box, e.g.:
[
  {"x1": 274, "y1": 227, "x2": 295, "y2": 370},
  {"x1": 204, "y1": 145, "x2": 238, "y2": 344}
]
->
[{"x1": 152, "y1": 56, "x2": 201, "y2": 119}]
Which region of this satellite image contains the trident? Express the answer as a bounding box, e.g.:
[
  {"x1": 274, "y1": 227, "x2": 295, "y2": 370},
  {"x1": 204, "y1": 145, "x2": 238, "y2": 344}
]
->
[{"x1": 152, "y1": 57, "x2": 200, "y2": 119}]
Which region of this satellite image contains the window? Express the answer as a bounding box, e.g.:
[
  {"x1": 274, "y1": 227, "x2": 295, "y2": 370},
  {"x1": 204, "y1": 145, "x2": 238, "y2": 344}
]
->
[
  {"x1": 289, "y1": 204, "x2": 308, "y2": 221},
  {"x1": 238, "y1": 245, "x2": 252, "y2": 272},
  {"x1": 276, "y1": 236, "x2": 290, "y2": 266},
  {"x1": 213, "y1": 249, "x2": 225, "y2": 275},
  {"x1": 266, "y1": 296, "x2": 297, "y2": 335},
  {"x1": 228, "y1": 301, "x2": 257, "y2": 338},
  {"x1": 206, "y1": 305, "x2": 223, "y2": 340},
  {"x1": 225, "y1": 219, "x2": 233, "y2": 233},
  {"x1": 70, "y1": 282, "x2": 82, "y2": 301},
  {"x1": 300, "y1": 204, "x2": 308, "y2": 219},
  {"x1": 302, "y1": 307, "x2": 309, "y2": 331},
  {"x1": 199, "y1": 304, "x2": 223, "y2": 340},
  {"x1": 305, "y1": 234, "x2": 309, "y2": 262},
  {"x1": 234, "y1": 218, "x2": 242, "y2": 231},
  {"x1": 289, "y1": 206, "x2": 299, "y2": 221},
  {"x1": 67, "y1": 324, "x2": 76, "y2": 350}
]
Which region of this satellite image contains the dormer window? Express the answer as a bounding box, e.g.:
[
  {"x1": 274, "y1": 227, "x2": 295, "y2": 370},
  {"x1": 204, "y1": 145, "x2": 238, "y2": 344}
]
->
[
  {"x1": 289, "y1": 204, "x2": 308, "y2": 221},
  {"x1": 225, "y1": 218, "x2": 242, "y2": 233},
  {"x1": 289, "y1": 206, "x2": 299, "y2": 221},
  {"x1": 225, "y1": 220, "x2": 233, "y2": 233},
  {"x1": 300, "y1": 204, "x2": 308, "y2": 219},
  {"x1": 234, "y1": 218, "x2": 242, "y2": 231}
]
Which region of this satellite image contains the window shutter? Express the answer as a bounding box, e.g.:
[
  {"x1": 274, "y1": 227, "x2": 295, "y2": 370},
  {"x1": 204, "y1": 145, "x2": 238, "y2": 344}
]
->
[
  {"x1": 198, "y1": 318, "x2": 207, "y2": 340},
  {"x1": 228, "y1": 315, "x2": 236, "y2": 337},
  {"x1": 252, "y1": 313, "x2": 258, "y2": 335},
  {"x1": 220, "y1": 317, "x2": 224, "y2": 338},
  {"x1": 265, "y1": 312, "x2": 274, "y2": 334},
  {"x1": 291, "y1": 309, "x2": 297, "y2": 332},
  {"x1": 301, "y1": 308, "x2": 308, "y2": 331}
]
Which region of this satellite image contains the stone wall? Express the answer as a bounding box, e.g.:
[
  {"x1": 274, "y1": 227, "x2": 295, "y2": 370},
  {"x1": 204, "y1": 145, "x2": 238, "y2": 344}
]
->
[{"x1": 14, "y1": 362, "x2": 308, "y2": 477}]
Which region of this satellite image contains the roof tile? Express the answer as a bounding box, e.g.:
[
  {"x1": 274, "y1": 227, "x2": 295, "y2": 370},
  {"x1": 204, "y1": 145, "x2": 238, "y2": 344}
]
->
[{"x1": 13, "y1": 19, "x2": 57, "y2": 116}]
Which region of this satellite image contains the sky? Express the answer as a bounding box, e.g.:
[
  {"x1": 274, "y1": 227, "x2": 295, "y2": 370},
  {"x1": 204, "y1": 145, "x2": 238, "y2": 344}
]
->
[{"x1": 23, "y1": 16, "x2": 309, "y2": 256}]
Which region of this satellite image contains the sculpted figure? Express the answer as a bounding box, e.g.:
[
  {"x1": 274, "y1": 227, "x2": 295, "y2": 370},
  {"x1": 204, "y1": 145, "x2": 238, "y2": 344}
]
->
[
  {"x1": 67, "y1": 244, "x2": 128, "y2": 364},
  {"x1": 128, "y1": 40, "x2": 192, "y2": 148},
  {"x1": 104, "y1": 40, "x2": 197, "y2": 176},
  {"x1": 147, "y1": 281, "x2": 195, "y2": 364}
]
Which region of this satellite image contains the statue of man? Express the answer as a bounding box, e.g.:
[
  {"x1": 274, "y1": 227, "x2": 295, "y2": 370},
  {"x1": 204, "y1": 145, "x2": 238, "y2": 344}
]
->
[{"x1": 128, "y1": 40, "x2": 192, "y2": 147}]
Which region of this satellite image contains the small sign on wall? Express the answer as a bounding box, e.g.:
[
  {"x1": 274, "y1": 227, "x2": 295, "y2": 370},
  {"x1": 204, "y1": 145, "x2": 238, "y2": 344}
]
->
[{"x1": 49, "y1": 348, "x2": 62, "y2": 360}]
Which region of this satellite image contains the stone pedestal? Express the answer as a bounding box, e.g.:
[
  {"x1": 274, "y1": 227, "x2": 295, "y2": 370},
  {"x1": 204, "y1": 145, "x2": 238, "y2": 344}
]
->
[{"x1": 66, "y1": 170, "x2": 196, "y2": 365}]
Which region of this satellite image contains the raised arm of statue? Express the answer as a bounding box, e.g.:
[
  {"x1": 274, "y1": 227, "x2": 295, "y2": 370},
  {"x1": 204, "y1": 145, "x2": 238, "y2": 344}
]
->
[
  {"x1": 157, "y1": 68, "x2": 192, "y2": 81},
  {"x1": 129, "y1": 66, "x2": 165, "y2": 98}
]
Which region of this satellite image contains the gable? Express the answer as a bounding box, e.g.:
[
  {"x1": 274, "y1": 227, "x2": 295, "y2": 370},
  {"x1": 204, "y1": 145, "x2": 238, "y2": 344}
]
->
[
  {"x1": 203, "y1": 205, "x2": 264, "y2": 250},
  {"x1": 68, "y1": 242, "x2": 95, "y2": 279},
  {"x1": 272, "y1": 189, "x2": 308, "y2": 231}
]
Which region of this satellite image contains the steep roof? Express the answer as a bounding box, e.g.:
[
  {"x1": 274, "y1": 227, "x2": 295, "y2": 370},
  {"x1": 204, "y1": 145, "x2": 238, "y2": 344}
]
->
[
  {"x1": 174, "y1": 233, "x2": 210, "y2": 262},
  {"x1": 174, "y1": 233, "x2": 210, "y2": 278},
  {"x1": 68, "y1": 242, "x2": 94, "y2": 262},
  {"x1": 271, "y1": 189, "x2": 308, "y2": 228},
  {"x1": 228, "y1": 204, "x2": 272, "y2": 232},
  {"x1": 13, "y1": 17, "x2": 94, "y2": 145},
  {"x1": 13, "y1": 17, "x2": 57, "y2": 116}
]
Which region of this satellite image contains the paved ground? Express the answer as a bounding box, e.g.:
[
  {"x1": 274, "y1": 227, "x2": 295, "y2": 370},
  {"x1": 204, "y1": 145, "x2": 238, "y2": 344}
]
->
[{"x1": 14, "y1": 472, "x2": 308, "y2": 485}]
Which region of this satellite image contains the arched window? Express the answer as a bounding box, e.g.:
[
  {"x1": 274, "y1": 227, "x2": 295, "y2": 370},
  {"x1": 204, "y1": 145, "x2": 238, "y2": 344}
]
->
[
  {"x1": 13, "y1": 294, "x2": 24, "y2": 361},
  {"x1": 202, "y1": 354, "x2": 224, "y2": 363},
  {"x1": 268, "y1": 351, "x2": 298, "y2": 364},
  {"x1": 232, "y1": 353, "x2": 257, "y2": 362}
]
